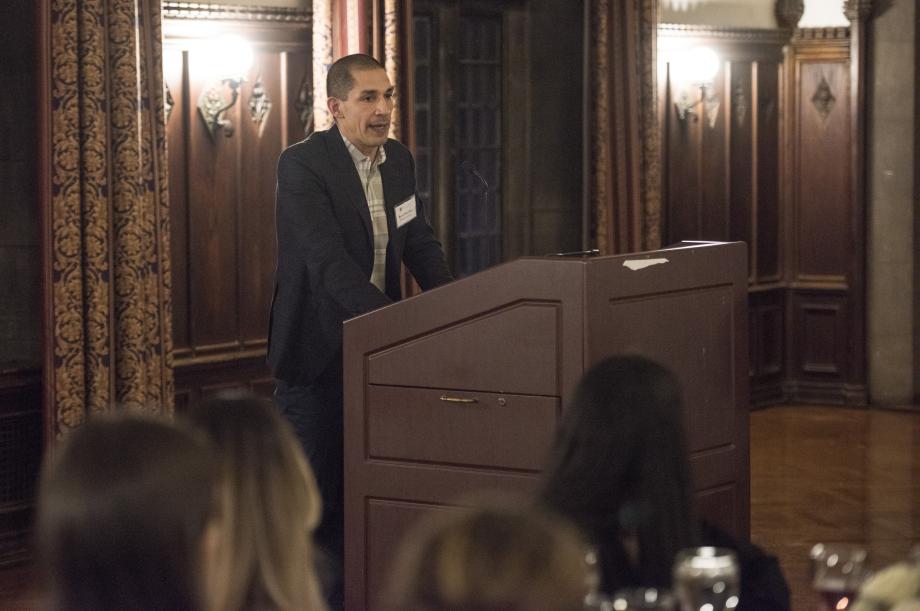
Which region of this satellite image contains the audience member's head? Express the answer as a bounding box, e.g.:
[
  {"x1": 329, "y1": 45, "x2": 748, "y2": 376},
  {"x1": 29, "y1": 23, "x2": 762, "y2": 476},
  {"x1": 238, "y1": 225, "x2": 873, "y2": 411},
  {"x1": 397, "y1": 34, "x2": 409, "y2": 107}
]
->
[
  {"x1": 539, "y1": 355, "x2": 697, "y2": 590},
  {"x1": 186, "y1": 393, "x2": 326, "y2": 611},
  {"x1": 38, "y1": 415, "x2": 218, "y2": 611},
  {"x1": 385, "y1": 501, "x2": 589, "y2": 611},
  {"x1": 851, "y1": 561, "x2": 920, "y2": 611}
]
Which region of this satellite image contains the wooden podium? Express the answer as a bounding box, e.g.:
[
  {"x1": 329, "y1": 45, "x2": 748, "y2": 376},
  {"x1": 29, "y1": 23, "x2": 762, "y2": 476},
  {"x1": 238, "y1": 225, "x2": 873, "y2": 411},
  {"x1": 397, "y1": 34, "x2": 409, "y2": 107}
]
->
[{"x1": 342, "y1": 241, "x2": 750, "y2": 610}]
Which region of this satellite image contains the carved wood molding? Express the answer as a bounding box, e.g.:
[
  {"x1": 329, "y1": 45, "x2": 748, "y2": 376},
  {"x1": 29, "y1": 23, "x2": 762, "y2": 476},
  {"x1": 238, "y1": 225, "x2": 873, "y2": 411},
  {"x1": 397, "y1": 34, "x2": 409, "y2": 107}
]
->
[
  {"x1": 793, "y1": 27, "x2": 851, "y2": 41},
  {"x1": 658, "y1": 24, "x2": 790, "y2": 44},
  {"x1": 811, "y1": 76, "x2": 837, "y2": 121},
  {"x1": 174, "y1": 347, "x2": 268, "y2": 370},
  {"x1": 162, "y1": 2, "x2": 310, "y2": 22}
]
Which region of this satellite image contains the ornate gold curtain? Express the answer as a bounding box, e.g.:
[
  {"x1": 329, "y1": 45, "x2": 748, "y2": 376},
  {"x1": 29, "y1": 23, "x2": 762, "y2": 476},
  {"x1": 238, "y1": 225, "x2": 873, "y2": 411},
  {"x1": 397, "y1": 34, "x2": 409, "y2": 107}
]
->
[
  {"x1": 313, "y1": 0, "x2": 334, "y2": 130},
  {"x1": 590, "y1": 0, "x2": 660, "y2": 254},
  {"x1": 48, "y1": 0, "x2": 174, "y2": 436},
  {"x1": 382, "y1": 0, "x2": 404, "y2": 141}
]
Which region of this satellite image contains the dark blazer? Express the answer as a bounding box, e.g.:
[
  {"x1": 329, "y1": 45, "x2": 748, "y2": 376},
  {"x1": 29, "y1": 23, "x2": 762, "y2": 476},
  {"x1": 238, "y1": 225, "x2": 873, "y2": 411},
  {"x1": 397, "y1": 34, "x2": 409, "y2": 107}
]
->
[{"x1": 268, "y1": 125, "x2": 452, "y2": 385}]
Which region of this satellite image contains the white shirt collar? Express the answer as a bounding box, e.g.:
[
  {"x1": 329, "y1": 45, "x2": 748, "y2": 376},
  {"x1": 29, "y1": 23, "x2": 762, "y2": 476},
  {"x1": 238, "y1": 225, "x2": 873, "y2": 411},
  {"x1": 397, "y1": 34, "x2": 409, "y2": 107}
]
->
[{"x1": 341, "y1": 131, "x2": 387, "y2": 167}]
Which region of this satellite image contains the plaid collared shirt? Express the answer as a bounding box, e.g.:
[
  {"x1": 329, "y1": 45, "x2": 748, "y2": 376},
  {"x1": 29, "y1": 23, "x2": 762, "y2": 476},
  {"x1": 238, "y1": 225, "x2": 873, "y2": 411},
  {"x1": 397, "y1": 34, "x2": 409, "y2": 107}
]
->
[{"x1": 342, "y1": 134, "x2": 388, "y2": 293}]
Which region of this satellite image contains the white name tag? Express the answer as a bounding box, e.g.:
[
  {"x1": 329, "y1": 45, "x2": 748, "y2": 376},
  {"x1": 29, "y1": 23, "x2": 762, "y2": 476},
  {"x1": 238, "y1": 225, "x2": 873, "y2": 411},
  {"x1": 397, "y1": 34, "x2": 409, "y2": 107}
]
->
[{"x1": 394, "y1": 196, "x2": 417, "y2": 228}]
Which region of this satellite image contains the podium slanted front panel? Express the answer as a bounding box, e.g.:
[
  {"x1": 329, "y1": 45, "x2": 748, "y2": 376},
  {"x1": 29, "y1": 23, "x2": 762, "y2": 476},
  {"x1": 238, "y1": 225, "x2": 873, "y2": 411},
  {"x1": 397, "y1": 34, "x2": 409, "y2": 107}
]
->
[{"x1": 366, "y1": 300, "x2": 561, "y2": 395}]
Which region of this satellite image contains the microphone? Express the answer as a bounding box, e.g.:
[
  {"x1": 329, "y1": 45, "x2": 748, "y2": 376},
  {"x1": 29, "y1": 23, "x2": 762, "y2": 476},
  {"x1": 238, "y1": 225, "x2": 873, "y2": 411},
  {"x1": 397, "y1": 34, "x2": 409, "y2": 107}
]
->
[
  {"x1": 461, "y1": 160, "x2": 489, "y2": 193},
  {"x1": 548, "y1": 248, "x2": 601, "y2": 257}
]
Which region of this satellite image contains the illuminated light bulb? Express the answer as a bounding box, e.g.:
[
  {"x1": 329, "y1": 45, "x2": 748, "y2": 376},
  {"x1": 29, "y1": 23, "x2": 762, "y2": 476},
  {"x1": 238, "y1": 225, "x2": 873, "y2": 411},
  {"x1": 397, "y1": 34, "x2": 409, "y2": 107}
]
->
[
  {"x1": 683, "y1": 46, "x2": 720, "y2": 85},
  {"x1": 202, "y1": 34, "x2": 253, "y2": 81}
]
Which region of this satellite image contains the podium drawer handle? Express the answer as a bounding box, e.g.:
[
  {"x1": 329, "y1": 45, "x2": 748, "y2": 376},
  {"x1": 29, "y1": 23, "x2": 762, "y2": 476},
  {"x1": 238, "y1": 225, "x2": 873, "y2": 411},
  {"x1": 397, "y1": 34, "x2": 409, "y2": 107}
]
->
[{"x1": 439, "y1": 395, "x2": 478, "y2": 404}]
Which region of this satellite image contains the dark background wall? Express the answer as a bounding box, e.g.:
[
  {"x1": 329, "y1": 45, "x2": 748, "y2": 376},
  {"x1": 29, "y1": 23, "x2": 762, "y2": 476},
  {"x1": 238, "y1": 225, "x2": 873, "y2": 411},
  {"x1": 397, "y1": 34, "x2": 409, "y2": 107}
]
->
[
  {"x1": 0, "y1": 0, "x2": 43, "y2": 568},
  {"x1": 0, "y1": 0, "x2": 41, "y2": 369},
  {"x1": 525, "y1": 0, "x2": 583, "y2": 257}
]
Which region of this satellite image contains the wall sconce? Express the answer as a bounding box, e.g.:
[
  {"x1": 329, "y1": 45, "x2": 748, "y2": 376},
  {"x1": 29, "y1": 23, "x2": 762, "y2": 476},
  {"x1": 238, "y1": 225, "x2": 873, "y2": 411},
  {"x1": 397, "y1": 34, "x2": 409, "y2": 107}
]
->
[
  {"x1": 197, "y1": 35, "x2": 254, "y2": 139},
  {"x1": 673, "y1": 46, "x2": 720, "y2": 123}
]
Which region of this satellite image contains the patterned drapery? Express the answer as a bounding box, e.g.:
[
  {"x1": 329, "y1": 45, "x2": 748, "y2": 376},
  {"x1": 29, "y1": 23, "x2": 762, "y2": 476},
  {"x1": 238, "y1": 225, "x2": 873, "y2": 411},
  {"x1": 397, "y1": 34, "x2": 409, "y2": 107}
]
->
[
  {"x1": 313, "y1": 0, "x2": 334, "y2": 130},
  {"x1": 590, "y1": 0, "x2": 660, "y2": 254},
  {"x1": 48, "y1": 0, "x2": 174, "y2": 435},
  {"x1": 383, "y1": 0, "x2": 402, "y2": 140}
]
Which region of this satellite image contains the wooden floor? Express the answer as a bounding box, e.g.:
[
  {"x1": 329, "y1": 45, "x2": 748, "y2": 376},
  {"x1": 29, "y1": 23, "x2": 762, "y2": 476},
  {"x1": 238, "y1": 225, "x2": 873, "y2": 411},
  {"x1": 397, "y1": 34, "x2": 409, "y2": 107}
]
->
[
  {"x1": 1, "y1": 405, "x2": 918, "y2": 610},
  {"x1": 751, "y1": 405, "x2": 920, "y2": 611}
]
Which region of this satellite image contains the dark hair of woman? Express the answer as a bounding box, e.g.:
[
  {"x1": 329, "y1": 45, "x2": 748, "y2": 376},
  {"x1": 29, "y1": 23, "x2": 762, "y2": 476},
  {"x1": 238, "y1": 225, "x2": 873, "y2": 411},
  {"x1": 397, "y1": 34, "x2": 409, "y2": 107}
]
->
[
  {"x1": 539, "y1": 355, "x2": 697, "y2": 591},
  {"x1": 185, "y1": 394, "x2": 326, "y2": 611},
  {"x1": 37, "y1": 415, "x2": 218, "y2": 611}
]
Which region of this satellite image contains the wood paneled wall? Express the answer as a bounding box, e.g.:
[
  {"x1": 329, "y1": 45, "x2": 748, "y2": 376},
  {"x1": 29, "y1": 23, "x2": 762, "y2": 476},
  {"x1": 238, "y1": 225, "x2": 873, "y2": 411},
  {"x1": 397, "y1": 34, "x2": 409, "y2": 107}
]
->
[
  {"x1": 660, "y1": 26, "x2": 785, "y2": 264},
  {"x1": 784, "y1": 27, "x2": 864, "y2": 404},
  {"x1": 659, "y1": 24, "x2": 866, "y2": 405},
  {"x1": 162, "y1": 6, "x2": 312, "y2": 409}
]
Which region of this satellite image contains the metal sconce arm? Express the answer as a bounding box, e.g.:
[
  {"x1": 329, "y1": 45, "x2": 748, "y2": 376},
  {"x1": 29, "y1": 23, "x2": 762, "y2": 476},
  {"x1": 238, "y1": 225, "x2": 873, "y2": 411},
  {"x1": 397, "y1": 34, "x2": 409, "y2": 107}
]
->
[
  {"x1": 675, "y1": 84, "x2": 706, "y2": 121},
  {"x1": 198, "y1": 77, "x2": 245, "y2": 139}
]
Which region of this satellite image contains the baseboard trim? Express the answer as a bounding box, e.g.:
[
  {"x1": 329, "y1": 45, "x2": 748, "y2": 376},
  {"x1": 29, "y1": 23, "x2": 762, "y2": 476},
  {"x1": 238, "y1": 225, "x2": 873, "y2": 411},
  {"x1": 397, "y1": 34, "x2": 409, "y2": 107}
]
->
[{"x1": 781, "y1": 380, "x2": 868, "y2": 406}]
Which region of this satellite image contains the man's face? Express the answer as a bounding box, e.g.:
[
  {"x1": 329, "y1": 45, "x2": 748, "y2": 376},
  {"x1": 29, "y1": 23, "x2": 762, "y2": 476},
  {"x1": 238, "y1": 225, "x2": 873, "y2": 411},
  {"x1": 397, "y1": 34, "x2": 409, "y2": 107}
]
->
[{"x1": 328, "y1": 67, "x2": 394, "y2": 157}]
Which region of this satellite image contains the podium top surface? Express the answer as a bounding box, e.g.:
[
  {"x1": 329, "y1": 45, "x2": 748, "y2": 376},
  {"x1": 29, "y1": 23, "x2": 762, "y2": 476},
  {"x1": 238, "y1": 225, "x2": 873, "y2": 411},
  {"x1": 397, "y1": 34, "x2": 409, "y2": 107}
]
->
[{"x1": 343, "y1": 241, "x2": 747, "y2": 330}]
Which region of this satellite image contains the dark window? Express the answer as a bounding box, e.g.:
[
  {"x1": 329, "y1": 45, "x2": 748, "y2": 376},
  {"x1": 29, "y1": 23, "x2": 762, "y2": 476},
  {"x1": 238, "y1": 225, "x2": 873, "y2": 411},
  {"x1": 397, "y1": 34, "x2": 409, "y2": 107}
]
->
[
  {"x1": 413, "y1": 14, "x2": 434, "y2": 210},
  {"x1": 455, "y1": 15, "x2": 502, "y2": 276},
  {"x1": 413, "y1": 5, "x2": 504, "y2": 277}
]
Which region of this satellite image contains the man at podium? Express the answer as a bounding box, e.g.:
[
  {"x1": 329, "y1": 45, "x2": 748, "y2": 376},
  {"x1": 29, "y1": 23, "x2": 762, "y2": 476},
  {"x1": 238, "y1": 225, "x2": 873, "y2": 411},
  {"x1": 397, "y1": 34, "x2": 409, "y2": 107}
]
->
[{"x1": 267, "y1": 53, "x2": 452, "y2": 609}]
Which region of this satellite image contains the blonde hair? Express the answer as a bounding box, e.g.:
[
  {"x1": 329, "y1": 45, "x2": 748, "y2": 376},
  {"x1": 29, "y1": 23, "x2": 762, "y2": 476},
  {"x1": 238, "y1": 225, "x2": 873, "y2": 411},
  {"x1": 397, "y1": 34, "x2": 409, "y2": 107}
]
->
[
  {"x1": 187, "y1": 395, "x2": 326, "y2": 611},
  {"x1": 386, "y1": 501, "x2": 589, "y2": 611},
  {"x1": 852, "y1": 562, "x2": 920, "y2": 611}
]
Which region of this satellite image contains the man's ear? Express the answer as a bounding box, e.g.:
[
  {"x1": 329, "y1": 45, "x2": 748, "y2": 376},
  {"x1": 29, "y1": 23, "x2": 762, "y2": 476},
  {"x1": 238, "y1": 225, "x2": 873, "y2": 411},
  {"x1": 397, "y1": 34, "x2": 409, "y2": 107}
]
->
[{"x1": 327, "y1": 97, "x2": 342, "y2": 119}]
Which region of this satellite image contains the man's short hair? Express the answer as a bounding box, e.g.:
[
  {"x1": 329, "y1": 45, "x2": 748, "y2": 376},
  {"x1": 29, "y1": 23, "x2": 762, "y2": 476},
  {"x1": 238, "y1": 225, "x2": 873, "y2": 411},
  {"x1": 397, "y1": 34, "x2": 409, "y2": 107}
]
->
[{"x1": 327, "y1": 54, "x2": 387, "y2": 100}]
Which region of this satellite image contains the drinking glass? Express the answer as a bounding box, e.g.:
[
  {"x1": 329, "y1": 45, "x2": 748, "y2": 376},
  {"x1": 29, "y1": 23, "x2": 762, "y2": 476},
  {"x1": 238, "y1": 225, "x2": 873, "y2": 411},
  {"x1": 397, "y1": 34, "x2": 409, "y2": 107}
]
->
[
  {"x1": 612, "y1": 587, "x2": 675, "y2": 610},
  {"x1": 672, "y1": 547, "x2": 740, "y2": 611},
  {"x1": 810, "y1": 543, "x2": 869, "y2": 611}
]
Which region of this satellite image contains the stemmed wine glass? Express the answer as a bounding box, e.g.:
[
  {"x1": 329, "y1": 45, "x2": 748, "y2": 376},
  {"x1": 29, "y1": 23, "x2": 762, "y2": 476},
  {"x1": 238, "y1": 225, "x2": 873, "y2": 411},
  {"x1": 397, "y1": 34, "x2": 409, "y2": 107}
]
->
[
  {"x1": 810, "y1": 543, "x2": 869, "y2": 611},
  {"x1": 673, "y1": 547, "x2": 740, "y2": 611}
]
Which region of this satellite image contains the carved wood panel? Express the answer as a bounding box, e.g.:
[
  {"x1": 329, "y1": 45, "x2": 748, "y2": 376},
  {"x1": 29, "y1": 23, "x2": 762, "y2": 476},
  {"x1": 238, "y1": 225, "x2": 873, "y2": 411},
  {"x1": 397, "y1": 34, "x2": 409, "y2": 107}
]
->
[
  {"x1": 793, "y1": 60, "x2": 850, "y2": 282},
  {"x1": 755, "y1": 61, "x2": 781, "y2": 282},
  {"x1": 784, "y1": 29, "x2": 865, "y2": 404},
  {"x1": 749, "y1": 288, "x2": 785, "y2": 405},
  {"x1": 162, "y1": 9, "x2": 311, "y2": 405},
  {"x1": 789, "y1": 291, "x2": 853, "y2": 402}
]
